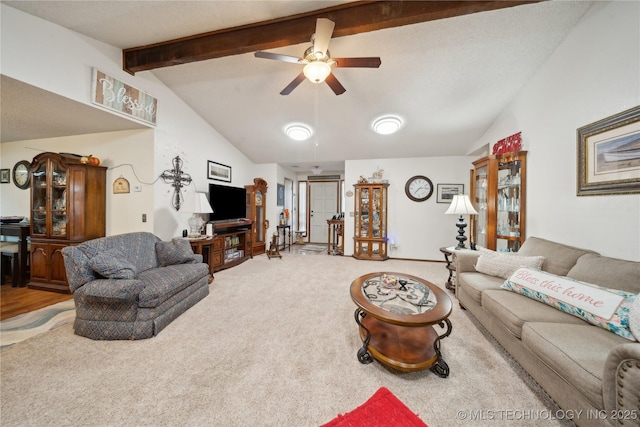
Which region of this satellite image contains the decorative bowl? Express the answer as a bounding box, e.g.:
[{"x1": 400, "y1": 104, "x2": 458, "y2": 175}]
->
[{"x1": 381, "y1": 274, "x2": 398, "y2": 288}]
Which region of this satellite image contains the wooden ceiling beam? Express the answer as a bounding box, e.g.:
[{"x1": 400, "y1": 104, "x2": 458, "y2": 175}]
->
[{"x1": 123, "y1": 0, "x2": 541, "y2": 74}]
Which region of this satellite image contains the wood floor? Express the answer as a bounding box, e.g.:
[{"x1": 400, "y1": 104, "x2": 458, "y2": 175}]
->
[{"x1": 1, "y1": 282, "x2": 73, "y2": 321}]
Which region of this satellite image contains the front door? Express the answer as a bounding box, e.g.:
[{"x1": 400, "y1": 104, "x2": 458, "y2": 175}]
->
[{"x1": 309, "y1": 181, "x2": 339, "y2": 243}]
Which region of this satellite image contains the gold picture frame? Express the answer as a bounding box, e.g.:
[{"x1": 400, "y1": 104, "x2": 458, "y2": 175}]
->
[{"x1": 577, "y1": 105, "x2": 640, "y2": 196}]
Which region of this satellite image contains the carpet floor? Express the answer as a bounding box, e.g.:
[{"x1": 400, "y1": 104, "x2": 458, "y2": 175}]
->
[{"x1": 0, "y1": 254, "x2": 571, "y2": 427}]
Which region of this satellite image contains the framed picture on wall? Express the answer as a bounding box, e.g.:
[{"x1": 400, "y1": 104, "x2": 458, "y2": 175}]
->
[
  {"x1": 207, "y1": 161, "x2": 231, "y2": 183},
  {"x1": 0, "y1": 169, "x2": 9, "y2": 184},
  {"x1": 277, "y1": 183, "x2": 284, "y2": 206},
  {"x1": 577, "y1": 105, "x2": 640, "y2": 196},
  {"x1": 437, "y1": 184, "x2": 464, "y2": 203}
]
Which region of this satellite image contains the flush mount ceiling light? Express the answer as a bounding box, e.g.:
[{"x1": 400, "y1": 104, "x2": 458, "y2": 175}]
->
[
  {"x1": 285, "y1": 124, "x2": 312, "y2": 141},
  {"x1": 372, "y1": 116, "x2": 403, "y2": 135}
]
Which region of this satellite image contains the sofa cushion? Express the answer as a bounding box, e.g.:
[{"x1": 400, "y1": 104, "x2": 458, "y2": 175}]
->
[
  {"x1": 482, "y1": 289, "x2": 586, "y2": 338},
  {"x1": 518, "y1": 237, "x2": 596, "y2": 276},
  {"x1": 474, "y1": 248, "x2": 544, "y2": 279},
  {"x1": 62, "y1": 246, "x2": 96, "y2": 292},
  {"x1": 88, "y1": 249, "x2": 136, "y2": 279},
  {"x1": 78, "y1": 232, "x2": 160, "y2": 275},
  {"x1": 156, "y1": 239, "x2": 196, "y2": 267},
  {"x1": 522, "y1": 322, "x2": 628, "y2": 410},
  {"x1": 567, "y1": 253, "x2": 640, "y2": 294},
  {"x1": 137, "y1": 263, "x2": 209, "y2": 308},
  {"x1": 457, "y1": 272, "x2": 504, "y2": 305},
  {"x1": 502, "y1": 268, "x2": 637, "y2": 341}
]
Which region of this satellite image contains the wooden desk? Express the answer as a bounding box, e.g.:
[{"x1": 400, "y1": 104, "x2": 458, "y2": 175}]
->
[
  {"x1": 327, "y1": 219, "x2": 344, "y2": 255},
  {"x1": 0, "y1": 223, "x2": 31, "y2": 287}
]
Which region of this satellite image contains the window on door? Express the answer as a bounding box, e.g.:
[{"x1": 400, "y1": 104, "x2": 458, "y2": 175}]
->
[{"x1": 297, "y1": 180, "x2": 307, "y2": 235}]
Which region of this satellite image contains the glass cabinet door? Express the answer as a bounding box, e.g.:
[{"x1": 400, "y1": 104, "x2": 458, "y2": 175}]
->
[
  {"x1": 255, "y1": 190, "x2": 264, "y2": 245},
  {"x1": 51, "y1": 162, "x2": 67, "y2": 237},
  {"x1": 473, "y1": 164, "x2": 488, "y2": 248},
  {"x1": 32, "y1": 162, "x2": 48, "y2": 236},
  {"x1": 496, "y1": 159, "x2": 522, "y2": 252}
]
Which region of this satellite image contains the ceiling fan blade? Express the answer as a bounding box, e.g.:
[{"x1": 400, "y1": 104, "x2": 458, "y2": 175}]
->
[
  {"x1": 313, "y1": 18, "x2": 335, "y2": 58},
  {"x1": 333, "y1": 57, "x2": 382, "y2": 68},
  {"x1": 255, "y1": 51, "x2": 302, "y2": 64},
  {"x1": 280, "y1": 72, "x2": 306, "y2": 95},
  {"x1": 325, "y1": 73, "x2": 346, "y2": 96}
]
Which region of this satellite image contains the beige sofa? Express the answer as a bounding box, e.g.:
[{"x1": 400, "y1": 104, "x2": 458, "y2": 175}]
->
[{"x1": 455, "y1": 237, "x2": 640, "y2": 427}]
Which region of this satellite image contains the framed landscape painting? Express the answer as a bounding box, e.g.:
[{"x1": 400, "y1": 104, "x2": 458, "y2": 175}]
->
[
  {"x1": 207, "y1": 161, "x2": 231, "y2": 183},
  {"x1": 577, "y1": 106, "x2": 640, "y2": 196}
]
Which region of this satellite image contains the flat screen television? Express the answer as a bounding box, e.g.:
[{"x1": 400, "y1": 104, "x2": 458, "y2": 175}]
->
[{"x1": 208, "y1": 183, "x2": 246, "y2": 223}]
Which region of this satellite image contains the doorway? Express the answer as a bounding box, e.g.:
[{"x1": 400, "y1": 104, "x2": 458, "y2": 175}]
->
[{"x1": 308, "y1": 181, "x2": 339, "y2": 243}]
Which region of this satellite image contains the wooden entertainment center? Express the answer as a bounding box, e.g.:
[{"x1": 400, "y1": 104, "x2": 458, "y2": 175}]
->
[{"x1": 189, "y1": 219, "x2": 253, "y2": 279}]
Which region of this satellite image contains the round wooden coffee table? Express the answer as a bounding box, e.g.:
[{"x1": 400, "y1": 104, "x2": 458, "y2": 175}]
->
[{"x1": 350, "y1": 272, "x2": 453, "y2": 377}]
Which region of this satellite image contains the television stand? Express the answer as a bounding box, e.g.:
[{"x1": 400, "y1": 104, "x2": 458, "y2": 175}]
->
[{"x1": 210, "y1": 219, "x2": 253, "y2": 273}]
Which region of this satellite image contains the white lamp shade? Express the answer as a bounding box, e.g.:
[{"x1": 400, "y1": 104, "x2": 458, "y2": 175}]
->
[
  {"x1": 183, "y1": 192, "x2": 213, "y2": 214},
  {"x1": 303, "y1": 61, "x2": 331, "y2": 83},
  {"x1": 445, "y1": 194, "x2": 478, "y2": 215}
]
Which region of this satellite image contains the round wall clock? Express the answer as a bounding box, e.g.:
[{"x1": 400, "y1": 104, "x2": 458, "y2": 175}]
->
[
  {"x1": 405, "y1": 175, "x2": 434, "y2": 202},
  {"x1": 12, "y1": 160, "x2": 31, "y2": 190}
]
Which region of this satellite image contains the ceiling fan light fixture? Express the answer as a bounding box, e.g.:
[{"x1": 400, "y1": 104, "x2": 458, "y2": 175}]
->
[
  {"x1": 303, "y1": 61, "x2": 332, "y2": 83},
  {"x1": 285, "y1": 124, "x2": 312, "y2": 141},
  {"x1": 372, "y1": 116, "x2": 403, "y2": 135}
]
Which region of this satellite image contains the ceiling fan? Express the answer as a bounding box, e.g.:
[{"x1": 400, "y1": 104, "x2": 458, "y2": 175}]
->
[{"x1": 254, "y1": 18, "x2": 381, "y2": 96}]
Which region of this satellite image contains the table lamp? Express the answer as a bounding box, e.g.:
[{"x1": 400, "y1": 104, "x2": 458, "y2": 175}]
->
[
  {"x1": 444, "y1": 194, "x2": 478, "y2": 249},
  {"x1": 184, "y1": 192, "x2": 213, "y2": 237}
]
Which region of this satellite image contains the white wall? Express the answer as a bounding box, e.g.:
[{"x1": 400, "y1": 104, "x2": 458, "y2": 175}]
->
[
  {"x1": 1, "y1": 4, "x2": 256, "y2": 241},
  {"x1": 472, "y1": 1, "x2": 640, "y2": 261},
  {"x1": 344, "y1": 156, "x2": 475, "y2": 260}
]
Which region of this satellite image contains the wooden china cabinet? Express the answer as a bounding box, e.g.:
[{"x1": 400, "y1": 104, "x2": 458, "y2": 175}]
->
[
  {"x1": 29, "y1": 152, "x2": 106, "y2": 292},
  {"x1": 245, "y1": 178, "x2": 268, "y2": 256},
  {"x1": 470, "y1": 151, "x2": 527, "y2": 252},
  {"x1": 353, "y1": 182, "x2": 389, "y2": 261}
]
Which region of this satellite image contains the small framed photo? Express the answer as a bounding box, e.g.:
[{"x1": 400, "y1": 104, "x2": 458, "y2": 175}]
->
[
  {"x1": 577, "y1": 105, "x2": 640, "y2": 196},
  {"x1": 437, "y1": 183, "x2": 464, "y2": 203},
  {"x1": 277, "y1": 183, "x2": 284, "y2": 206},
  {"x1": 0, "y1": 169, "x2": 9, "y2": 184},
  {"x1": 207, "y1": 161, "x2": 231, "y2": 183}
]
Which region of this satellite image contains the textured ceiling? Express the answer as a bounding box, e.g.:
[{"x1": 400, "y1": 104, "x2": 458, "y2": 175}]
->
[{"x1": 1, "y1": 1, "x2": 592, "y2": 173}]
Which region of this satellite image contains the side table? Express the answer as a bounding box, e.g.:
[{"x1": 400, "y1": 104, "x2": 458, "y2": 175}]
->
[
  {"x1": 188, "y1": 237, "x2": 215, "y2": 283},
  {"x1": 276, "y1": 224, "x2": 291, "y2": 251},
  {"x1": 439, "y1": 247, "x2": 456, "y2": 292}
]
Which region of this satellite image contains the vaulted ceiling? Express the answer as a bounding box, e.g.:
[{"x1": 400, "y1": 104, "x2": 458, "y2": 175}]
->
[{"x1": 1, "y1": 0, "x2": 592, "y2": 173}]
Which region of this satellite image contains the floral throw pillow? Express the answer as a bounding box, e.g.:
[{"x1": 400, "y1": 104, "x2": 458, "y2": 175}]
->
[
  {"x1": 156, "y1": 239, "x2": 195, "y2": 267},
  {"x1": 502, "y1": 267, "x2": 637, "y2": 341},
  {"x1": 630, "y1": 297, "x2": 640, "y2": 341},
  {"x1": 88, "y1": 248, "x2": 136, "y2": 279}
]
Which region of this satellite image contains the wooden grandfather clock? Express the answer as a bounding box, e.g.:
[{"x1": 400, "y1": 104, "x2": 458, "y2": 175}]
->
[{"x1": 246, "y1": 178, "x2": 268, "y2": 255}]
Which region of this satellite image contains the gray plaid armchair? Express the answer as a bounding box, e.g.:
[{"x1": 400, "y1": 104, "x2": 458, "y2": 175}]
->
[{"x1": 62, "y1": 232, "x2": 209, "y2": 340}]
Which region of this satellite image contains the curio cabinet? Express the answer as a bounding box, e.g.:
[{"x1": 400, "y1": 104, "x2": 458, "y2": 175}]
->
[
  {"x1": 353, "y1": 182, "x2": 388, "y2": 261},
  {"x1": 471, "y1": 151, "x2": 527, "y2": 252},
  {"x1": 30, "y1": 152, "x2": 106, "y2": 292}
]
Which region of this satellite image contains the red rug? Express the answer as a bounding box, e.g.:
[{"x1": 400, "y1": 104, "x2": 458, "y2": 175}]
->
[{"x1": 320, "y1": 387, "x2": 428, "y2": 427}]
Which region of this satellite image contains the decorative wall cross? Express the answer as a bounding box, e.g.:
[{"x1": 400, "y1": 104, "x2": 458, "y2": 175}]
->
[{"x1": 160, "y1": 156, "x2": 192, "y2": 210}]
